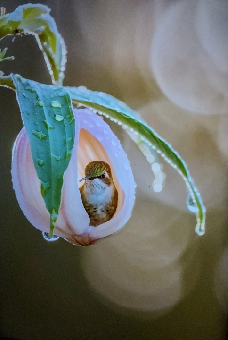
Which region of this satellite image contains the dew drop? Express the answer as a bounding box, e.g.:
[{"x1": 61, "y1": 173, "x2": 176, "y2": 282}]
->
[
  {"x1": 55, "y1": 114, "x2": 64, "y2": 122},
  {"x1": 51, "y1": 101, "x2": 62, "y2": 108},
  {"x1": 186, "y1": 192, "x2": 198, "y2": 213},
  {"x1": 37, "y1": 159, "x2": 44, "y2": 167},
  {"x1": 38, "y1": 101, "x2": 43, "y2": 107},
  {"x1": 40, "y1": 181, "x2": 50, "y2": 196},
  {"x1": 42, "y1": 231, "x2": 59, "y2": 242},
  {"x1": 25, "y1": 87, "x2": 36, "y2": 93},
  {"x1": 52, "y1": 154, "x2": 61, "y2": 161},
  {"x1": 65, "y1": 149, "x2": 73, "y2": 158},
  {"x1": 32, "y1": 130, "x2": 47, "y2": 140},
  {"x1": 43, "y1": 120, "x2": 54, "y2": 129},
  {"x1": 112, "y1": 139, "x2": 117, "y2": 146},
  {"x1": 78, "y1": 85, "x2": 87, "y2": 91}
]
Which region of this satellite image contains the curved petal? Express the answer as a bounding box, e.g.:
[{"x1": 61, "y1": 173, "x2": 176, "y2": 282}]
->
[
  {"x1": 12, "y1": 108, "x2": 136, "y2": 245},
  {"x1": 11, "y1": 128, "x2": 72, "y2": 239},
  {"x1": 65, "y1": 109, "x2": 136, "y2": 245}
]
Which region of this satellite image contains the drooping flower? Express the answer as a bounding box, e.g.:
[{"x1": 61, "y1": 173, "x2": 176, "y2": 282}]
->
[{"x1": 11, "y1": 109, "x2": 136, "y2": 246}]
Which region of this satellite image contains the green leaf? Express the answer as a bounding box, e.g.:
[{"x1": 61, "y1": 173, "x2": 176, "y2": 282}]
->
[
  {"x1": 12, "y1": 75, "x2": 75, "y2": 236},
  {"x1": 0, "y1": 4, "x2": 66, "y2": 85},
  {"x1": 66, "y1": 86, "x2": 206, "y2": 236},
  {"x1": 0, "y1": 47, "x2": 14, "y2": 62}
]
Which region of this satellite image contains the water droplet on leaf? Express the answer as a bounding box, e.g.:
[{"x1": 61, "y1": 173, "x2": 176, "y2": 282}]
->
[
  {"x1": 38, "y1": 101, "x2": 43, "y2": 107},
  {"x1": 52, "y1": 154, "x2": 61, "y2": 161},
  {"x1": 55, "y1": 114, "x2": 64, "y2": 122},
  {"x1": 37, "y1": 159, "x2": 44, "y2": 167},
  {"x1": 51, "y1": 101, "x2": 62, "y2": 108},
  {"x1": 25, "y1": 87, "x2": 36, "y2": 93},
  {"x1": 43, "y1": 120, "x2": 54, "y2": 129},
  {"x1": 186, "y1": 192, "x2": 198, "y2": 213},
  {"x1": 40, "y1": 181, "x2": 50, "y2": 196},
  {"x1": 65, "y1": 149, "x2": 73, "y2": 158},
  {"x1": 32, "y1": 130, "x2": 47, "y2": 140}
]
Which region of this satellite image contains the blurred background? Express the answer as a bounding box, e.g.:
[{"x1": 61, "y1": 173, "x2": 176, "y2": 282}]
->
[{"x1": 0, "y1": 0, "x2": 228, "y2": 339}]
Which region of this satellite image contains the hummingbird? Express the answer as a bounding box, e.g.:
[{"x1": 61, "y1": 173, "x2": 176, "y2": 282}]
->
[{"x1": 79, "y1": 161, "x2": 118, "y2": 227}]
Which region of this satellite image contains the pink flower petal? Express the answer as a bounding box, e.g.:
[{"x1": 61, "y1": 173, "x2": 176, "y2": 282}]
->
[{"x1": 12, "y1": 109, "x2": 136, "y2": 245}]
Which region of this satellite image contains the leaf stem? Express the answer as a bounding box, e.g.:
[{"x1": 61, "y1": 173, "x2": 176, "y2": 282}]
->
[
  {"x1": 0, "y1": 75, "x2": 15, "y2": 90},
  {"x1": 1, "y1": 7, "x2": 6, "y2": 18}
]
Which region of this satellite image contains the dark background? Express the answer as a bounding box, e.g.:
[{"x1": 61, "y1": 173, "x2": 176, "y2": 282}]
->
[{"x1": 0, "y1": 1, "x2": 228, "y2": 339}]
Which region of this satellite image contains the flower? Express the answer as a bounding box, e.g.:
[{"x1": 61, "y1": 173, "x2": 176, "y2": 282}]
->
[{"x1": 11, "y1": 109, "x2": 136, "y2": 246}]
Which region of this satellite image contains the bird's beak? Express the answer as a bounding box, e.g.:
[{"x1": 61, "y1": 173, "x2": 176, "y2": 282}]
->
[{"x1": 79, "y1": 176, "x2": 94, "y2": 182}]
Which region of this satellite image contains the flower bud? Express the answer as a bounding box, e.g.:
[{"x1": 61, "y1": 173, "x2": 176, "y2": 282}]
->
[{"x1": 11, "y1": 109, "x2": 136, "y2": 245}]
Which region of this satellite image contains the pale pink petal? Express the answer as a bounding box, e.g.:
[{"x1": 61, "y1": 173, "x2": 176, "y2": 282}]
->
[
  {"x1": 64, "y1": 109, "x2": 136, "y2": 244},
  {"x1": 11, "y1": 128, "x2": 71, "y2": 239},
  {"x1": 12, "y1": 108, "x2": 136, "y2": 245}
]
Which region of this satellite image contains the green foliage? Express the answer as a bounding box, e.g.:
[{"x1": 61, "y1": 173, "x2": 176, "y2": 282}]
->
[
  {"x1": 0, "y1": 4, "x2": 66, "y2": 85},
  {"x1": 12, "y1": 75, "x2": 75, "y2": 236},
  {"x1": 0, "y1": 47, "x2": 14, "y2": 63},
  {"x1": 0, "y1": 3, "x2": 206, "y2": 237},
  {"x1": 66, "y1": 86, "x2": 206, "y2": 235}
]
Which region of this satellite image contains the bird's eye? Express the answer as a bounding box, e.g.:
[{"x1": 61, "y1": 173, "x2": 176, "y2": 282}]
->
[{"x1": 101, "y1": 174, "x2": 105, "y2": 178}]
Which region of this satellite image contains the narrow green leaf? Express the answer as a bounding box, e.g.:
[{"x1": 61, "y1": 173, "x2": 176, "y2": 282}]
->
[
  {"x1": 66, "y1": 86, "x2": 206, "y2": 236},
  {"x1": 0, "y1": 4, "x2": 66, "y2": 85},
  {"x1": 12, "y1": 75, "x2": 75, "y2": 236},
  {"x1": 0, "y1": 47, "x2": 14, "y2": 64},
  {"x1": 0, "y1": 47, "x2": 7, "y2": 59}
]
